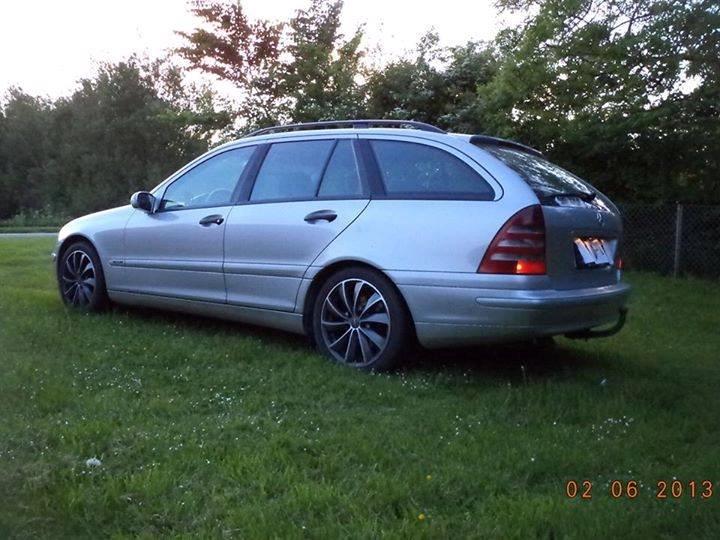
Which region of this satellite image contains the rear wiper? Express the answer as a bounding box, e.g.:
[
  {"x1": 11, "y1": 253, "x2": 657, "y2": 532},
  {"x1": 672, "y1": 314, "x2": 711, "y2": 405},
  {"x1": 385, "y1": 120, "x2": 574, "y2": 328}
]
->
[{"x1": 541, "y1": 191, "x2": 596, "y2": 202}]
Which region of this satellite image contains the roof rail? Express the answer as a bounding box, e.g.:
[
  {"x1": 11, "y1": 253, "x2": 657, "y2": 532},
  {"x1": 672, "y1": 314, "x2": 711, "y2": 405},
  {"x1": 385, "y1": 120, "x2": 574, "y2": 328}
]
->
[
  {"x1": 245, "y1": 119, "x2": 446, "y2": 138},
  {"x1": 469, "y1": 135, "x2": 543, "y2": 157}
]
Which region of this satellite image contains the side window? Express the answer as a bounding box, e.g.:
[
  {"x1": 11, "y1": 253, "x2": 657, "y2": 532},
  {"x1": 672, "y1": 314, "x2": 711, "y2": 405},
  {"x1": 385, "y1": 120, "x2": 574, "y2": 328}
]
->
[
  {"x1": 161, "y1": 147, "x2": 255, "y2": 210},
  {"x1": 317, "y1": 140, "x2": 364, "y2": 197},
  {"x1": 250, "y1": 140, "x2": 335, "y2": 202},
  {"x1": 370, "y1": 140, "x2": 494, "y2": 199}
]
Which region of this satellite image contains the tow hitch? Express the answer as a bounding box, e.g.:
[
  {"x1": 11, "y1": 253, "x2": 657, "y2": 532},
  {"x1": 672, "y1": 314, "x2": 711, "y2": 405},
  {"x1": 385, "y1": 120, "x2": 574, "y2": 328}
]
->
[{"x1": 565, "y1": 307, "x2": 628, "y2": 340}]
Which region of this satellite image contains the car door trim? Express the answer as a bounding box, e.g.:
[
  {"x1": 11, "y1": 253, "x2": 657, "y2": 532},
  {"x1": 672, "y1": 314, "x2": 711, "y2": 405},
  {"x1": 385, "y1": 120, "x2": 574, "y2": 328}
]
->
[
  {"x1": 123, "y1": 258, "x2": 224, "y2": 273},
  {"x1": 223, "y1": 261, "x2": 307, "y2": 278}
]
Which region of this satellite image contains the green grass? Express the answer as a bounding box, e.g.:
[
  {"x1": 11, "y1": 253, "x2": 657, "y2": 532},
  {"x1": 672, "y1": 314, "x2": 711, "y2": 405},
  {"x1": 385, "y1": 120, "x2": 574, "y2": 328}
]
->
[
  {"x1": 0, "y1": 226, "x2": 59, "y2": 233},
  {"x1": 1, "y1": 238, "x2": 718, "y2": 538}
]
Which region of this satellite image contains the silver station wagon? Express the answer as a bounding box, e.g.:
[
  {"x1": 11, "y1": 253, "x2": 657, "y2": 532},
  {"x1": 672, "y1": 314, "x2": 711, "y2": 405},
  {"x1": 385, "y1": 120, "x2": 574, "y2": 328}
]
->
[{"x1": 54, "y1": 120, "x2": 630, "y2": 370}]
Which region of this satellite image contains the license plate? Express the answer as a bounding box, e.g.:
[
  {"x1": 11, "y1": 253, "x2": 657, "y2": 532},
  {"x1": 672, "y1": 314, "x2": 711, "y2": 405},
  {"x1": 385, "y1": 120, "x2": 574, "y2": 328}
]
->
[{"x1": 574, "y1": 237, "x2": 615, "y2": 268}]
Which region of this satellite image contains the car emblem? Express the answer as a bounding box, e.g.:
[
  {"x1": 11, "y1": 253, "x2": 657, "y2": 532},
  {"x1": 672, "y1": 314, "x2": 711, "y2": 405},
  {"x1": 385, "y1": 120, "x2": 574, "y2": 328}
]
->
[{"x1": 596, "y1": 212, "x2": 604, "y2": 226}]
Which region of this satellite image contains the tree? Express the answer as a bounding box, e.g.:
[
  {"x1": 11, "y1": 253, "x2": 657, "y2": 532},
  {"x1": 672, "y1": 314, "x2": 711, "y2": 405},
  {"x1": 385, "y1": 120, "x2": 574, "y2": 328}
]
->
[
  {"x1": 176, "y1": 1, "x2": 284, "y2": 128},
  {"x1": 365, "y1": 32, "x2": 450, "y2": 124},
  {"x1": 366, "y1": 32, "x2": 498, "y2": 131},
  {"x1": 0, "y1": 90, "x2": 53, "y2": 218},
  {"x1": 435, "y1": 41, "x2": 499, "y2": 132},
  {"x1": 481, "y1": 0, "x2": 720, "y2": 202},
  {"x1": 177, "y1": 0, "x2": 365, "y2": 129},
  {"x1": 144, "y1": 54, "x2": 234, "y2": 142},
  {"x1": 0, "y1": 58, "x2": 219, "y2": 219},
  {"x1": 280, "y1": 0, "x2": 365, "y2": 122}
]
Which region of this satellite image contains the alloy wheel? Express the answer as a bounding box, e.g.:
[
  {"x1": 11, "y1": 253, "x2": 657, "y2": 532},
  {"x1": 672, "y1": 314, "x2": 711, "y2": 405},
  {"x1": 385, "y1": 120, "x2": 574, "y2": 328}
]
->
[
  {"x1": 319, "y1": 279, "x2": 391, "y2": 366},
  {"x1": 61, "y1": 250, "x2": 96, "y2": 306}
]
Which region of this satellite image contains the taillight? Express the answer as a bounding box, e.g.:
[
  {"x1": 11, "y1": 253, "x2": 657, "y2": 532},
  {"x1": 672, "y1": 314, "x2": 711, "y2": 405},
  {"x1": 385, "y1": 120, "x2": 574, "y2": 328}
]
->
[{"x1": 478, "y1": 205, "x2": 546, "y2": 275}]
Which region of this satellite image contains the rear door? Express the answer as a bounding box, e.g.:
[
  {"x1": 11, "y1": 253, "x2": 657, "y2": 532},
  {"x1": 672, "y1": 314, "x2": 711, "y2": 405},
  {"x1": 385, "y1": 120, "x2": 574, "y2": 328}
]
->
[
  {"x1": 479, "y1": 144, "x2": 622, "y2": 289},
  {"x1": 223, "y1": 136, "x2": 370, "y2": 311}
]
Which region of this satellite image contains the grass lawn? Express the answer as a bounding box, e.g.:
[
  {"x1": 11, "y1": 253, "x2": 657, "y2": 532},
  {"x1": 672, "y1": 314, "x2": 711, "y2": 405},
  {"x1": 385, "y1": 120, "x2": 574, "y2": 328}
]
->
[
  {"x1": 1, "y1": 238, "x2": 718, "y2": 538},
  {"x1": 0, "y1": 227, "x2": 59, "y2": 234}
]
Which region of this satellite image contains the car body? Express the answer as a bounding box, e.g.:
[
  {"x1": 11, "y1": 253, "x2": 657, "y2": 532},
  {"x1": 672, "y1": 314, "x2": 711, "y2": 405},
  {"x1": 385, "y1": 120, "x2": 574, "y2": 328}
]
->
[{"x1": 54, "y1": 120, "x2": 630, "y2": 370}]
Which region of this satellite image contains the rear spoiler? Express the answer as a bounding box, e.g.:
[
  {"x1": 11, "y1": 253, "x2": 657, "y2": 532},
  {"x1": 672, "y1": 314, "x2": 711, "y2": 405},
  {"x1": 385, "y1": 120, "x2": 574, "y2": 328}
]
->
[{"x1": 469, "y1": 135, "x2": 544, "y2": 158}]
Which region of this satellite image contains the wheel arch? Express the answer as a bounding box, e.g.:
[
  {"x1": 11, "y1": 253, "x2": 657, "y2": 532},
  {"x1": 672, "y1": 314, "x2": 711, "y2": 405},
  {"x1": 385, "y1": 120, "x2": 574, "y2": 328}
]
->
[
  {"x1": 301, "y1": 260, "x2": 417, "y2": 342},
  {"x1": 56, "y1": 234, "x2": 96, "y2": 271}
]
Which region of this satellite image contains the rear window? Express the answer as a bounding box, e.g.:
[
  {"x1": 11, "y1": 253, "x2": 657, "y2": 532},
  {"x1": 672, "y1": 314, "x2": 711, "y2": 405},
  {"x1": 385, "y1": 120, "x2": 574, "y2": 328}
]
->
[
  {"x1": 370, "y1": 140, "x2": 494, "y2": 199},
  {"x1": 480, "y1": 145, "x2": 594, "y2": 197}
]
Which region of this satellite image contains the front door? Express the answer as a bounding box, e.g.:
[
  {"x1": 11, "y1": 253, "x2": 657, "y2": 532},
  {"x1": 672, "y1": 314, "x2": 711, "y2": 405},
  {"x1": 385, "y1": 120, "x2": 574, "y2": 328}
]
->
[
  {"x1": 223, "y1": 138, "x2": 370, "y2": 311},
  {"x1": 120, "y1": 146, "x2": 256, "y2": 303}
]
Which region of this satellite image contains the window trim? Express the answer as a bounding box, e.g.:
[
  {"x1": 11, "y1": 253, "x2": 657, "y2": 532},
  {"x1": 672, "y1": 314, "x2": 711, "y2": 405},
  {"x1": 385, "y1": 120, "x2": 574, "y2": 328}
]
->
[
  {"x1": 236, "y1": 137, "x2": 371, "y2": 205},
  {"x1": 151, "y1": 133, "x2": 503, "y2": 212},
  {"x1": 313, "y1": 139, "x2": 339, "y2": 197},
  {"x1": 155, "y1": 145, "x2": 260, "y2": 213},
  {"x1": 233, "y1": 144, "x2": 270, "y2": 202},
  {"x1": 361, "y1": 138, "x2": 498, "y2": 201}
]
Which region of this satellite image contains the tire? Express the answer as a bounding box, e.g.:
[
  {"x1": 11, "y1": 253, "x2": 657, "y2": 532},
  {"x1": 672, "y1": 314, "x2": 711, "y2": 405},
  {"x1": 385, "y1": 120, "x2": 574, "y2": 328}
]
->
[
  {"x1": 312, "y1": 266, "x2": 411, "y2": 371},
  {"x1": 57, "y1": 241, "x2": 109, "y2": 312}
]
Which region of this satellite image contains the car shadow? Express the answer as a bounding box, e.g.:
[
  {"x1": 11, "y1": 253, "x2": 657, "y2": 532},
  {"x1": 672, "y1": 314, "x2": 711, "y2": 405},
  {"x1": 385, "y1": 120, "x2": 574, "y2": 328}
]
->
[
  {"x1": 113, "y1": 304, "x2": 312, "y2": 348},
  {"x1": 113, "y1": 304, "x2": 605, "y2": 382},
  {"x1": 397, "y1": 340, "x2": 602, "y2": 381}
]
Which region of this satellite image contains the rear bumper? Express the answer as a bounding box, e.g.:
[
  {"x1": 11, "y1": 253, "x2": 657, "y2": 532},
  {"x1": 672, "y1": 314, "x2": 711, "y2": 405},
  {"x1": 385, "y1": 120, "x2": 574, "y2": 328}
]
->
[{"x1": 393, "y1": 274, "x2": 631, "y2": 348}]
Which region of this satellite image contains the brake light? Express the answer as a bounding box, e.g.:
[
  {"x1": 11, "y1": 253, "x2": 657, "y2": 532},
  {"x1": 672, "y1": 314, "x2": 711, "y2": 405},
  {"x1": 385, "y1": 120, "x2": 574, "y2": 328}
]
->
[
  {"x1": 478, "y1": 205, "x2": 546, "y2": 275},
  {"x1": 614, "y1": 255, "x2": 623, "y2": 269}
]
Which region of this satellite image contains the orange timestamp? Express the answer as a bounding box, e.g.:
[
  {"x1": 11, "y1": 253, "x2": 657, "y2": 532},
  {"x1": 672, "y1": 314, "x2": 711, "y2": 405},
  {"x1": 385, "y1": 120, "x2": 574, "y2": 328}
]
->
[{"x1": 565, "y1": 480, "x2": 714, "y2": 500}]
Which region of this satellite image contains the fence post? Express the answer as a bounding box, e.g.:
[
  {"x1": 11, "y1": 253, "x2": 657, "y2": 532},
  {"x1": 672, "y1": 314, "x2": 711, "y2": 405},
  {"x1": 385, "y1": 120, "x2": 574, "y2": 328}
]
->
[{"x1": 673, "y1": 202, "x2": 683, "y2": 277}]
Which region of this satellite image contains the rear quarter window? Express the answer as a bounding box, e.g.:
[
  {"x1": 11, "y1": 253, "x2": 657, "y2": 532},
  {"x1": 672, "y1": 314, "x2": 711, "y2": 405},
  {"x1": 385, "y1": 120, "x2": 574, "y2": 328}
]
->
[{"x1": 370, "y1": 140, "x2": 494, "y2": 199}]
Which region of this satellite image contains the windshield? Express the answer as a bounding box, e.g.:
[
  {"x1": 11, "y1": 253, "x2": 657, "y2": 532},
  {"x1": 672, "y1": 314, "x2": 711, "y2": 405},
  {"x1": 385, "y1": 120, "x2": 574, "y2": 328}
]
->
[{"x1": 479, "y1": 145, "x2": 595, "y2": 197}]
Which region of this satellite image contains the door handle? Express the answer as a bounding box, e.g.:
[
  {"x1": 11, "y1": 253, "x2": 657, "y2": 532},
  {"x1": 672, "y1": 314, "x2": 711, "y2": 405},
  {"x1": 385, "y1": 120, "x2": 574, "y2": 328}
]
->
[
  {"x1": 199, "y1": 214, "x2": 225, "y2": 226},
  {"x1": 304, "y1": 210, "x2": 337, "y2": 223}
]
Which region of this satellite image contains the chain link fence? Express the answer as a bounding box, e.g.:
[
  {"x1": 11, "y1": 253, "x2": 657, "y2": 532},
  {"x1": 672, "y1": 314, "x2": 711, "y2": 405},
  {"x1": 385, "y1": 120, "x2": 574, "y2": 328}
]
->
[{"x1": 618, "y1": 203, "x2": 720, "y2": 279}]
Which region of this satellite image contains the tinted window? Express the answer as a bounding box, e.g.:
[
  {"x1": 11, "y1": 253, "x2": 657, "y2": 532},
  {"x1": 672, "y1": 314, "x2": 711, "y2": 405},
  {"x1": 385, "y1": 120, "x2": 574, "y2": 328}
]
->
[
  {"x1": 161, "y1": 147, "x2": 254, "y2": 210},
  {"x1": 370, "y1": 140, "x2": 494, "y2": 198},
  {"x1": 480, "y1": 145, "x2": 593, "y2": 197},
  {"x1": 250, "y1": 140, "x2": 335, "y2": 201},
  {"x1": 317, "y1": 140, "x2": 363, "y2": 197}
]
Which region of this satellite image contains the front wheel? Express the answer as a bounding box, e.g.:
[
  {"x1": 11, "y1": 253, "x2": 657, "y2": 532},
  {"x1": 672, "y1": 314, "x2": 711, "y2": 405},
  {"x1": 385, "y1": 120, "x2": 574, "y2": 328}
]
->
[
  {"x1": 57, "y1": 241, "x2": 109, "y2": 312},
  {"x1": 312, "y1": 267, "x2": 411, "y2": 371}
]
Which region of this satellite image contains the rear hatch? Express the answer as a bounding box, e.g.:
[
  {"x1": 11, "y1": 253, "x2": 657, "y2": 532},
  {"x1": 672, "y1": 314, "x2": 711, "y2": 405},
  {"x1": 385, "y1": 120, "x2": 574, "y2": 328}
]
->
[{"x1": 477, "y1": 142, "x2": 622, "y2": 290}]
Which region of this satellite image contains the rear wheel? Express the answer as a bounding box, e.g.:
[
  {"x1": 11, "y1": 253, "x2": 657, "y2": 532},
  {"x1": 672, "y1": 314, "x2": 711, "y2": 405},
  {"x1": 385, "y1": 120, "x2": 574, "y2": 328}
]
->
[
  {"x1": 57, "y1": 241, "x2": 108, "y2": 312},
  {"x1": 312, "y1": 267, "x2": 410, "y2": 371}
]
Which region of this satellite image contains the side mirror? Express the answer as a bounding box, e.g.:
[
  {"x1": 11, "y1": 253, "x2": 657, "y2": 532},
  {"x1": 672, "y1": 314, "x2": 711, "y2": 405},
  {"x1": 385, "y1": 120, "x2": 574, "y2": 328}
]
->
[{"x1": 130, "y1": 191, "x2": 156, "y2": 213}]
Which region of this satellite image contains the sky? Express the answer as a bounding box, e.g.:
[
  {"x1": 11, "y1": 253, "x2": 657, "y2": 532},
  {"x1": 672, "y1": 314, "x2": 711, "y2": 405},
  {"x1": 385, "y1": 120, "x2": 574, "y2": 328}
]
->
[{"x1": 0, "y1": 0, "x2": 514, "y2": 98}]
